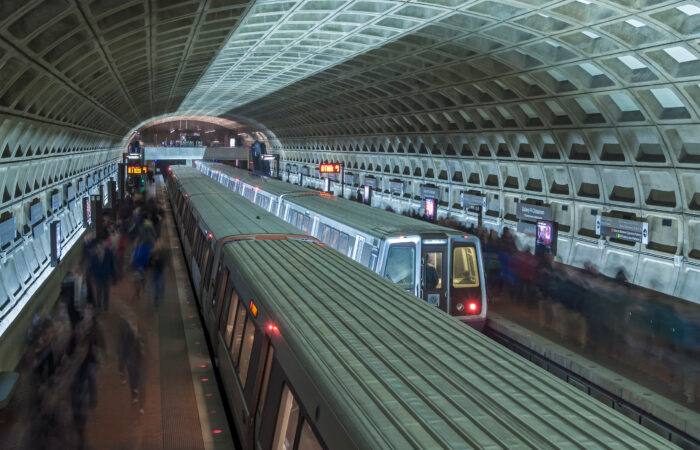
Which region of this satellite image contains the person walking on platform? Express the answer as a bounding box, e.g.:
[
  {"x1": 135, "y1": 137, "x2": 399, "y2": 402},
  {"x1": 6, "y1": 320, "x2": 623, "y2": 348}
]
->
[
  {"x1": 70, "y1": 308, "x2": 103, "y2": 449},
  {"x1": 149, "y1": 242, "x2": 169, "y2": 309},
  {"x1": 117, "y1": 314, "x2": 145, "y2": 413},
  {"x1": 90, "y1": 238, "x2": 115, "y2": 312}
]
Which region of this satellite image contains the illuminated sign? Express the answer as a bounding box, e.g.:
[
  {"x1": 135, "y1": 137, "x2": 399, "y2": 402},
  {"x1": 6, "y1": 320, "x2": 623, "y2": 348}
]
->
[
  {"x1": 363, "y1": 185, "x2": 372, "y2": 205},
  {"x1": 425, "y1": 198, "x2": 436, "y2": 221},
  {"x1": 323, "y1": 178, "x2": 330, "y2": 193},
  {"x1": 127, "y1": 165, "x2": 148, "y2": 175},
  {"x1": 319, "y1": 163, "x2": 341, "y2": 174},
  {"x1": 517, "y1": 203, "x2": 552, "y2": 222},
  {"x1": 249, "y1": 300, "x2": 258, "y2": 318},
  {"x1": 596, "y1": 215, "x2": 648, "y2": 245},
  {"x1": 535, "y1": 220, "x2": 558, "y2": 256},
  {"x1": 82, "y1": 197, "x2": 91, "y2": 227}
]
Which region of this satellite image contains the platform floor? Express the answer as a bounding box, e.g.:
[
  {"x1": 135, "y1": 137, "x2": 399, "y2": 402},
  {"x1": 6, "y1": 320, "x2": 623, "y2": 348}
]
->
[
  {"x1": 0, "y1": 180, "x2": 233, "y2": 449},
  {"x1": 488, "y1": 291, "x2": 700, "y2": 444}
]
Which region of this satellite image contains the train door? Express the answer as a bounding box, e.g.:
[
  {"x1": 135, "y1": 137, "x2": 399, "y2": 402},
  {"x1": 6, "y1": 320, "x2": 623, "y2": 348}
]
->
[
  {"x1": 421, "y1": 239, "x2": 447, "y2": 312},
  {"x1": 448, "y1": 239, "x2": 484, "y2": 320}
]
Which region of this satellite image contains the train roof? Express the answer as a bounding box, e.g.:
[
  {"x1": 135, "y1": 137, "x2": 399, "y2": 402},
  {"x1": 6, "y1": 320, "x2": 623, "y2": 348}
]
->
[
  {"x1": 200, "y1": 162, "x2": 310, "y2": 196},
  {"x1": 223, "y1": 238, "x2": 674, "y2": 449},
  {"x1": 171, "y1": 168, "x2": 311, "y2": 240},
  {"x1": 199, "y1": 162, "x2": 457, "y2": 239}
]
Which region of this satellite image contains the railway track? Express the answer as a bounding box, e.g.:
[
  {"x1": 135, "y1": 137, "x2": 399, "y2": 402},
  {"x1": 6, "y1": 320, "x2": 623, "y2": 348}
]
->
[{"x1": 484, "y1": 324, "x2": 699, "y2": 450}]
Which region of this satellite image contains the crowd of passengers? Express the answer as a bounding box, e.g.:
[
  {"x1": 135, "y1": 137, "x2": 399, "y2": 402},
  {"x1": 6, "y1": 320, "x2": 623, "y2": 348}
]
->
[
  {"x1": 394, "y1": 204, "x2": 699, "y2": 406},
  {"x1": 16, "y1": 181, "x2": 170, "y2": 449}
]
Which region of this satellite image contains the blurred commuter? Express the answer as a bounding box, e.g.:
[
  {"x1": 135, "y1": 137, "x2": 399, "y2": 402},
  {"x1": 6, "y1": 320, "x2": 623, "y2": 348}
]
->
[
  {"x1": 90, "y1": 237, "x2": 115, "y2": 312},
  {"x1": 150, "y1": 243, "x2": 169, "y2": 309},
  {"x1": 118, "y1": 314, "x2": 145, "y2": 412}
]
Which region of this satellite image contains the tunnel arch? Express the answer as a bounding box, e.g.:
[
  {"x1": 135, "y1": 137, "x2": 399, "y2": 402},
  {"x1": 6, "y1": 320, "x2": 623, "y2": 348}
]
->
[{"x1": 0, "y1": 0, "x2": 697, "y2": 301}]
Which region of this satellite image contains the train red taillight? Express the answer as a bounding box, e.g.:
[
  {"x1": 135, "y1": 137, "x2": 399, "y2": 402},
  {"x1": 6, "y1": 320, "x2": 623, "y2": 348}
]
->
[
  {"x1": 267, "y1": 323, "x2": 280, "y2": 335},
  {"x1": 466, "y1": 300, "x2": 481, "y2": 315}
]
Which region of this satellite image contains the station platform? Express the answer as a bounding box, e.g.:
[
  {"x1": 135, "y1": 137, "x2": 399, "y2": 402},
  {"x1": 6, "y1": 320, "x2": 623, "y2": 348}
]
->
[
  {"x1": 0, "y1": 182, "x2": 234, "y2": 449},
  {"x1": 487, "y1": 293, "x2": 700, "y2": 447}
]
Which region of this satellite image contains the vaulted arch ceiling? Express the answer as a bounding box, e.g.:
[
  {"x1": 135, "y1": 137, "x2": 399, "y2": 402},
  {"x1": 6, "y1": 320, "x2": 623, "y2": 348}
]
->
[{"x1": 0, "y1": 0, "x2": 698, "y2": 299}]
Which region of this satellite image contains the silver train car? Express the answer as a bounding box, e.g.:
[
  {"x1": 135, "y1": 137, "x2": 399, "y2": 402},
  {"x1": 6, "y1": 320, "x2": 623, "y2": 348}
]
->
[
  {"x1": 197, "y1": 162, "x2": 487, "y2": 329},
  {"x1": 166, "y1": 166, "x2": 675, "y2": 450}
]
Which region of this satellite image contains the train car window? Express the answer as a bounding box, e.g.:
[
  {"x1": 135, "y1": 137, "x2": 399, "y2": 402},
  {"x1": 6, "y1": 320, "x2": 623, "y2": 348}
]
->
[
  {"x1": 359, "y1": 242, "x2": 373, "y2": 267},
  {"x1": 222, "y1": 290, "x2": 239, "y2": 346},
  {"x1": 338, "y1": 233, "x2": 349, "y2": 255},
  {"x1": 215, "y1": 269, "x2": 229, "y2": 309},
  {"x1": 272, "y1": 385, "x2": 301, "y2": 450},
  {"x1": 212, "y1": 266, "x2": 223, "y2": 304},
  {"x1": 321, "y1": 226, "x2": 331, "y2": 244},
  {"x1": 237, "y1": 318, "x2": 257, "y2": 387},
  {"x1": 329, "y1": 230, "x2": 339, "y2": 249},
  {"x1": 203, "y1": 250, "x2": 214, "y2": 286},
  {"x1": 298, "y1": 420, "x2": 323, "y2": 450},
  {"x1": 383, "y1": 245, "x2": 415, "y2": 289},
  {"x1": 256, "y1": 346, "x2": 274, "y2": 419},
  {"x1": 255, "y1": 345, "x2": 274, "y2": 444},
  {"x1": 230, "y1": 306, "x2": 248, "y2": 363},
  {"x1": 452, "y1": 246, "x2": 480, "y2": 288}
]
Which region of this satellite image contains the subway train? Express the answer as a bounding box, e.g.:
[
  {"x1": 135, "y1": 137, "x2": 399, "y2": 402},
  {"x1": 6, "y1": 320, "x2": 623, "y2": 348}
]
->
[
  {"x1": 165, "y1": 166, "x2": 675, "y2": 449},
  {"x1": 196, "y1": 162, "x2": 488, "y2": 329}
]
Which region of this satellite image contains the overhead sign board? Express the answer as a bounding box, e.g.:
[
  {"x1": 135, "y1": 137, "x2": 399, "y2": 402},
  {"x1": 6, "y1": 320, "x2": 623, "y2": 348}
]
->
[
  {"x1": 461, "y1": 193, "x2": 487, "y2": 210},
  {"x1": 262, "y1": 154, "x2": 276, "y2": 161},
  {"x1": 127, "y1": 165, "x2": 147, "y2": 175},
  {"x1": 596, "y1": 215, "x2": 649, "y2": 245},
  {"x1": 344, "y1": 173, "x2": 354, "y2": 185},
  {"x1": 319, "y1": 163, "x2": 341, "y2": 174},
  {"x1": 390, "y1": 181, "x2": 404, "y2": 196},
  {"x1": 29, "y1": 202, "x2": 43, "y2": 225},
  {"x1": 421, "y1": 186, "x2": 440, "y2": 200},
  {"x1": 517, "y1": 203, "x2": 552, "y2": 222},
  {"x1": 364, "y1": 177, "x2": 377, "y2": 189},
  {"x1": 517, "y1": 220, "x2": 537, "y2": 236},
  {"x1": 301, "y1": 167, "x2": 309, "y2": 176},
  {"x1": 66, "y1": 185, "x2": 75, "y2": 201},
  {"x1": 78, "y1": 180, "x2": 85, "y2": 193},
  {"x1": 0, "y1": 217, "x2": 16, "y2": 247},
  {"x1": 51, "y1": 193, "x2": 61, "y2": 211},
  {"x1": 126, "y1": 152, "x2": 141, "y2": 160}
]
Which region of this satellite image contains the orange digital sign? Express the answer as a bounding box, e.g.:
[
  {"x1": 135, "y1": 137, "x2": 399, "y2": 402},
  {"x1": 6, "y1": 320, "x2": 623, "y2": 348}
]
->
[
  {"x1": 319, "y1": 163, "x2": 341, "y2": 174},
  {"x1": 127, "y1": 166, "x2": 148, "y2": 175}
]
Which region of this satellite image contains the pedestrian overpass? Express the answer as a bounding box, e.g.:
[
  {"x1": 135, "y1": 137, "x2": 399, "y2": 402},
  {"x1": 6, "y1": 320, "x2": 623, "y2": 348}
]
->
[{"x1": 143, "y1": 146, "x2": 249, "y2": 161}]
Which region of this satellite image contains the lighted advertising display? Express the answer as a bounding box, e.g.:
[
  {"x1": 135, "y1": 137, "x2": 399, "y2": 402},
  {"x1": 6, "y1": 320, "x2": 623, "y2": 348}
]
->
[
  {"x1": 324, "y1": 178, "x2": 330, "y2": 193},
  {"x1": 50, "y1": 220, "x2": 61, "y2": 266},
  {"x1": 82, "y1": 197, "x2": 91, "y2": 227},
  {"x1": 319, "y1": 163, "x2": 341, "y2": 174},
  {"x1": 424, "y1": 197, "x2": 436, "y2": 221},
  {"x1": 535, "y1": 220, "x2": 557, "y2": 256},
  {"x1": 363, "y1": 185, "x2": 372, "y2": 205}
]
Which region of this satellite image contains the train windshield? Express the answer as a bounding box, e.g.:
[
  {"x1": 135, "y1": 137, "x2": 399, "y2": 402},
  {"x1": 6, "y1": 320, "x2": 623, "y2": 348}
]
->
[
  {"x1": 383, "y1": 245, "x2": 415, "y2": 290},
  {"x1": 452, "y1": 245, "x2": 480, "y2": 288}
]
